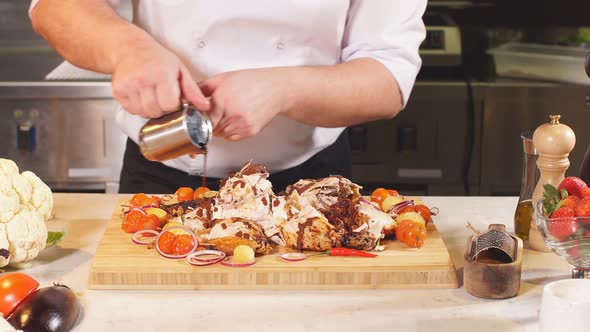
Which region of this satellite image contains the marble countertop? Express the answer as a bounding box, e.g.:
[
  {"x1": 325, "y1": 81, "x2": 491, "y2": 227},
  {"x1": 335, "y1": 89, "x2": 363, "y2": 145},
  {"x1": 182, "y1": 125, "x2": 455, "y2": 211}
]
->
[{"x1": 6, "y1": 194, "x2": 573, "y2": 332}]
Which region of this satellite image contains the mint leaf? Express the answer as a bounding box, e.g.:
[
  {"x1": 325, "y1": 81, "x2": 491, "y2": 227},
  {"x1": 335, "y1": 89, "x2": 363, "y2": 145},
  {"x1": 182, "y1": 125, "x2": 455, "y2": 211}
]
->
[
  {"x1": 46, "y1": 231, "x2": 66, "y2": 247},
  {"x1": 542, "y1": 183, "x2": 561, "y2": 215},
  {"x1": 544, "y1": 184, "x2": 559, "y2": 200}
]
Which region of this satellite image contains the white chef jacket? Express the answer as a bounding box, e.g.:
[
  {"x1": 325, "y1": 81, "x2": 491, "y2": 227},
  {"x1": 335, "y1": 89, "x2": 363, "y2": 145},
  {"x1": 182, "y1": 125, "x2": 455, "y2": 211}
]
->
[{"x1": 31, "y1": 0, "x2": 426, "y2": 178}]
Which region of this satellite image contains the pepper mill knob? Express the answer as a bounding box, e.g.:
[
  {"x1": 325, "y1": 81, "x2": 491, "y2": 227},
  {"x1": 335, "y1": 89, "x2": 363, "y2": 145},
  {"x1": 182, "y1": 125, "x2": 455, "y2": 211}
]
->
[{"x1": 529, "y1": 114, "x2": 576, "y2": 251}]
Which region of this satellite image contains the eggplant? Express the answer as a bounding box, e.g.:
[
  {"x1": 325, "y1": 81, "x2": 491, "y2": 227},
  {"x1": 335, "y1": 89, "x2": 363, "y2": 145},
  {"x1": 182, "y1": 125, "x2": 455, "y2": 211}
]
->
[{"x1": 7, "y1": 285, "x2": 81, "y2": 332}]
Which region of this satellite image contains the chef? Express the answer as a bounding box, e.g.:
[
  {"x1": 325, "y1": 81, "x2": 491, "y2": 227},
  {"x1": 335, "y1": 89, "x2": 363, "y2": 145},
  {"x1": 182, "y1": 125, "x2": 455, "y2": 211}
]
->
[{"x1": 30, "y1": 0, "x2": 426, "y2": 193}]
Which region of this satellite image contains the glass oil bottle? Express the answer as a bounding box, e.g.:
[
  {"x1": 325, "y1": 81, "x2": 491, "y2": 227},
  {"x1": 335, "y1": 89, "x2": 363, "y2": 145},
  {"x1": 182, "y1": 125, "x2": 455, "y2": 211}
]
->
[{"x1": 514, "y1": 131, "x2": 539, "y2": 240}]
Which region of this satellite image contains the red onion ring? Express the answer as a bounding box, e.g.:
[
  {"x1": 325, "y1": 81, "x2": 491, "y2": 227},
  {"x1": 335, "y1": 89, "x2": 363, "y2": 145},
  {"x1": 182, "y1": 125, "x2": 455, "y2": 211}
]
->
[
  {"x1": 155, "y1": 226, "x2": 199, "y2": 259},
  {"x1": 123, "y1": 207, "x2": 148, "y2": 215},
  {"x1": 387, "y1": 200, "x2": 415, "y2": 214},
  {"x1": 186, "y1": 250, "x2": 226, "y2": 266},
  {"x1": 220, "y1": 256, "x2": 256, "y2": 267},
  {"x1": 359, "y1": 198, "x2": 382, "y2": 211},
  {"x1": 131, "y1": 230, "x2": 159, "y2": 245},
  {"x1": 280, "y1": 252, "x2": 307, "y2": 262}
]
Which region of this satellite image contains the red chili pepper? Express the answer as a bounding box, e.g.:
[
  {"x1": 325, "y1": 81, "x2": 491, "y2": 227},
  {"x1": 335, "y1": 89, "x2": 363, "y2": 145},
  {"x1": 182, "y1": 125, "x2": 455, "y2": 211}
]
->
[{"x1": 324, "y1": 248, "x2": 377, "y2": 258}]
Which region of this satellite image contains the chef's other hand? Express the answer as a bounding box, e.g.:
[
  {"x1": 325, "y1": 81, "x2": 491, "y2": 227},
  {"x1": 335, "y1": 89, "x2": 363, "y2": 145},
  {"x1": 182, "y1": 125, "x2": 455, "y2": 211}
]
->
[
  {"x1": 112, "y1": 42, "x2": 210, "y2": 118},
  {"x1": 199, "y1": 68, "x2": 291, "y2": 141}
]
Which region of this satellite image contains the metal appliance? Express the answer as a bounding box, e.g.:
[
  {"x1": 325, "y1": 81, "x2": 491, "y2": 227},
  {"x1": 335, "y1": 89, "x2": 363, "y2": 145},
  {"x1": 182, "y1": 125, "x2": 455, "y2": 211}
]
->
[
  {"x1": 420, "y1": 14, "x2": 463, "y2": 67},
  {"x1": 0, "y1": 83, "x2": 126, "y2": 193},
  {"x1": 0, "y1": 1, "x2": 128, "y2": 193},
  {"x1": 350, "y1": 13, "x2": 478, "y2": 196}
]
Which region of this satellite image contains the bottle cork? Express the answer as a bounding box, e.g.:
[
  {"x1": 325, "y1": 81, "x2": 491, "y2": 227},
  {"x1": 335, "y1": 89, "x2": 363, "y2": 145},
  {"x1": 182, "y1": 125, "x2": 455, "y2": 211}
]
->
[{"x1": 529, "y1": 115, "x2": 576, "y2": 251}]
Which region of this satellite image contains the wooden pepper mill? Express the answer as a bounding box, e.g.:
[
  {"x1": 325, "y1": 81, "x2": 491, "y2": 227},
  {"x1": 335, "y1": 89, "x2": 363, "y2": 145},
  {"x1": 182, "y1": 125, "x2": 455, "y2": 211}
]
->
[{"x1": 529, "y1": 114, "x2": 576, "y2": 251}]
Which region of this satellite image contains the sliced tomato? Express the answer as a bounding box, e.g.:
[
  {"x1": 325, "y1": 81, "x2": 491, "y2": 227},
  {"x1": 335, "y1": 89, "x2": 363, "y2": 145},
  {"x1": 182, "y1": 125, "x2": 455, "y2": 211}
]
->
[
  {"x1": 157, "y1": 232, "x2": 176, "y2": 255},
  {"x1": 172, "y1": 234, "x2": 196, "y2": 255},
  {"x1": 122, "y1": 210, "x2": 145, "y2": 233},
  {"x1": 175, "y1": 187, "x2": 194, "y2": 202},
  {"x1": 0, "y1": 272, "x2": 39, "y2": 317}
]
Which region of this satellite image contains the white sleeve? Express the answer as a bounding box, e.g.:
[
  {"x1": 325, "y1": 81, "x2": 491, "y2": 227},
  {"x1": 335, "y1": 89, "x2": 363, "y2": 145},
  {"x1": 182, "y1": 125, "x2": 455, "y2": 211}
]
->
[
  {"x1": 341, "y1": 0, "x2": 427, "y2": 107},
  {"x1": 29, "y1": 0, "x2": 40, "y2": 17}
]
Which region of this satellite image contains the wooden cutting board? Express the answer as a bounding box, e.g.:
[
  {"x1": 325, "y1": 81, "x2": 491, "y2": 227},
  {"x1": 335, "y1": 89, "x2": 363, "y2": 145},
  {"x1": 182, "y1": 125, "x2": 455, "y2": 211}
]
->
[{"x1": 88, "y1": 197, "x2": 459, "y2": 290}]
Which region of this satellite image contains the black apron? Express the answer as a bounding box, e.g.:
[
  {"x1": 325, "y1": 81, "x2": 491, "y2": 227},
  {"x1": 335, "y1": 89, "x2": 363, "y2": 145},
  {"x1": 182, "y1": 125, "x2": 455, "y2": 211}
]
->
[{"x1": 118, "y1": 129, "x2": 351, "y2": 194}]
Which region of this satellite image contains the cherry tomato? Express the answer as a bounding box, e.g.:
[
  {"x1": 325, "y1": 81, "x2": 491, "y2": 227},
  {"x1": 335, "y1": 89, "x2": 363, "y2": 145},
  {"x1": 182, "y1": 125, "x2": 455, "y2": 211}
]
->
[
  {"x1": 157, "y1": 232, "x2": 177, "y2": 255},
  {"x1": 395, "y1": 220, "x2": 411, "y2": 243},
  {"x1": 121, "y1": 210, "x2": 145, "y2": 233},
  {"x1": 370, "y1": 188, "x2": 390, "y2": 205},
  {"x1": 172, "y1": 234, "x2": 196, "y2": 255},
  {"x1": 175, "y1": 187, "x2": 194, "y2": 202},
  {"x1": 414, "y1": 204, "x2": 432, "y2": 224},
  {"x1": 0, "y1": 272, "x2": 39, "y2": 317},
  {"x1": 397, "y1": 206, "x2": 416, "y2": 214},
  {"x1": 405, "y1": 223, "x2": 427, "y2": 248},
  {"x1": 396, "y1": 219, "x2": 427, "y2": 248},
  {"x1": 130, "y1": 193, "x2": 159, "y2": 208},
  {"x1": 193, "y1": 186, "x2": 211, "y2": 200},
  {"x1": 151, "y1": 195, "x2": 162, "y2": 206},
  {"x1": 387, "y1": 189, "x2": 399, "y2": 197}
]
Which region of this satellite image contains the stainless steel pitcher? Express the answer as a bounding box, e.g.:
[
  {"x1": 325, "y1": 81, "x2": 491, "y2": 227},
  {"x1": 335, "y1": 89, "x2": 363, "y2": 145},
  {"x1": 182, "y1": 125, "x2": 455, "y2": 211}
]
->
[{"x1": 138, "y1": 104, "x2": 212, "y2": 161}]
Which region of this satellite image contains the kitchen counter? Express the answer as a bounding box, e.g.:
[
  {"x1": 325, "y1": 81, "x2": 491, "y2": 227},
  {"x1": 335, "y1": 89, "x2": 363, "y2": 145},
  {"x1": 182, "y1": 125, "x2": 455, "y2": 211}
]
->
[{"x1": 6, "y1": 193, "x2": 573, "y2": 332}]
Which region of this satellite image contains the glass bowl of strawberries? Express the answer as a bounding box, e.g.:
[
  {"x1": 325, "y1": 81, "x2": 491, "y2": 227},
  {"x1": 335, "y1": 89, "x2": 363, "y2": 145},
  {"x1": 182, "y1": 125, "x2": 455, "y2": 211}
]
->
[{"x1": 535, "y1": 177, "x2": 590, "y2": 278}]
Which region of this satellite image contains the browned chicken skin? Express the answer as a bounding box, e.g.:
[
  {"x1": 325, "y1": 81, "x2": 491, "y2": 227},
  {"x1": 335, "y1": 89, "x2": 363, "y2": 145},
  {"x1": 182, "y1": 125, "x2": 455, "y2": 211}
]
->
[
  {"x1": 207, "y1": 217, "x2": 273, "y2": 255},
  {"x1": 168, "y1": 163, "x2": 397, "y2": 253}
]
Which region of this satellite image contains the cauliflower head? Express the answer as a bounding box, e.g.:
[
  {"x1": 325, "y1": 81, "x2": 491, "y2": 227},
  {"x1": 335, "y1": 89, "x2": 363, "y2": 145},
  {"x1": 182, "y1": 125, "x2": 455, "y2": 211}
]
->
[{"x1": 0, "y1": 158, "x2": 53, "y2": 268}]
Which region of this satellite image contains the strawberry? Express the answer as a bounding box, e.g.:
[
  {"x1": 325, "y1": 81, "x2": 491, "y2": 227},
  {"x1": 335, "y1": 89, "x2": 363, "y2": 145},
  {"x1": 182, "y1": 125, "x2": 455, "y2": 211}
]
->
[
  {"x1": 558, "y1": 177, "x2": 589, "y2": 198},
  {"x1": 559, "y1": 195, "x2": 580, "y2": 209},
  {"x1": 579, "y1": 187, "x2": 590, "y2": 198},
  {"x1": 548, "y1": 207, "x2": 577, "y2": 239},
  {"x1": 574, "y1": 197, "x2": 590, "y2": 219}
]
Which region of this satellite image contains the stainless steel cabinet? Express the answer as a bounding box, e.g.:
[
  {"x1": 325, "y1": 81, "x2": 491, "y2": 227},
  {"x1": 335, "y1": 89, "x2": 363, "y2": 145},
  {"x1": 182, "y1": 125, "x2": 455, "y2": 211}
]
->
[
  {"x1": 0, "y1": 84, "x2": 126, "y2": 192},
  {"x1": 478, "y1": 82, "x2": 590, "y2": 196},
  {"x1": 351, "y1": 81, "x2": 590, "y2": 197},
  {"x1": 351, "y1": 82, "x2": 480, "y2": 195}
]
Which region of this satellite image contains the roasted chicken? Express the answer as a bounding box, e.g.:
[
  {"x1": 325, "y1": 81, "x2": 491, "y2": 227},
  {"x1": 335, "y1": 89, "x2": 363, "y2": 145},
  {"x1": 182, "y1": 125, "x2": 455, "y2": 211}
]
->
[
  {"x1": 165, "y1": 162, "x2": 397, "y2": 254},
  {"x1": 206, "y1": 217, "x2": 273, "y2": 255},
  {"x1": 322, "y1": 198, "x2": 395, "y2": 250},
  {"x1": 280, "y1": 205, "x2": 341, "y2": 251},
  {"x1": 212, "y1": 161, "x2": 285, "y2": 245},
  {"x1": 161, "y1": 197, "x2": 213, "y2": 232},
  {"x1": 284, "y1": 176, "x2": 361, "y2": 211}
]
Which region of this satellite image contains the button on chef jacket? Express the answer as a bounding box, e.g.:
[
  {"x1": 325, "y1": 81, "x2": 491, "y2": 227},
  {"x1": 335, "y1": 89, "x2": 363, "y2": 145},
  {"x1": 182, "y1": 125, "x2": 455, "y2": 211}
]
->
[{"x1": 30, "y1": 0, "x2": 427, "y2": 178}]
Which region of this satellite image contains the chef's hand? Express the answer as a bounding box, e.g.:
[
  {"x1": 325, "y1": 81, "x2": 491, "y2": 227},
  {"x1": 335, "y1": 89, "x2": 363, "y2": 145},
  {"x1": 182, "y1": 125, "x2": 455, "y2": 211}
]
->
[
  {"x1": 112, "y1": 42, "x2": 210, "y2": 118},
  {"x1": 199, "y1": 68, "x2": 294, "y2": 141}
]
